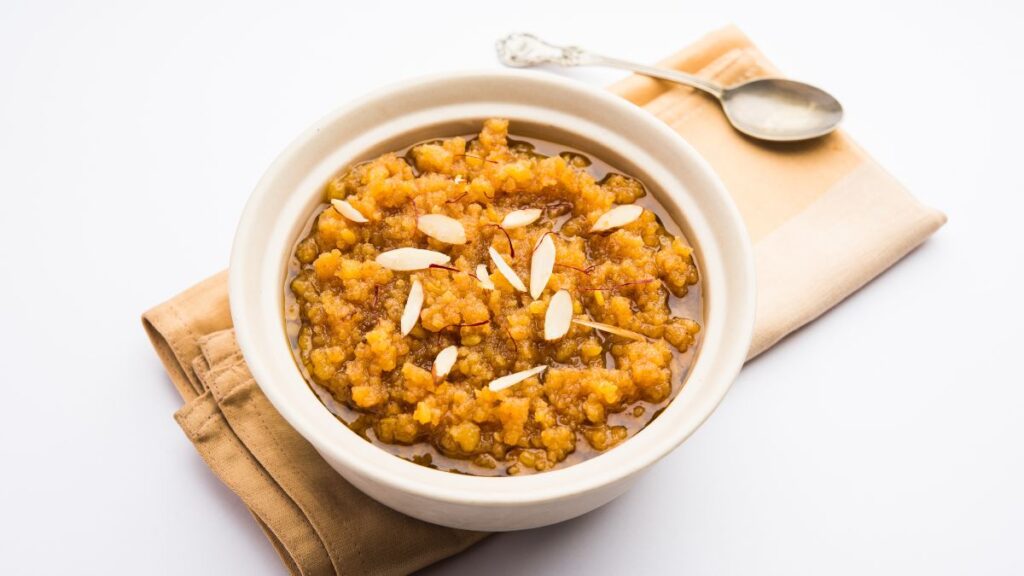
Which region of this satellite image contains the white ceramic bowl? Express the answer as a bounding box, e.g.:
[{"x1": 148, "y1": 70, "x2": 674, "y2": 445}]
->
[{"x1": 230, "y1": 70, "x2": 755, "y2": 531}]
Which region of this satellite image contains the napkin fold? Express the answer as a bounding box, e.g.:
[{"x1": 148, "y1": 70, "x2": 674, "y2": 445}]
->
[{"x1": 142, "y1": 25, "x2": 945, "y2": 575}]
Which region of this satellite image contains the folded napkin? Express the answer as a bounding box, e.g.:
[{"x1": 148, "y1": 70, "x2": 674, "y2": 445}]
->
[{"x1": 142, "y1": 24, "x2": 945, "y2": 575}]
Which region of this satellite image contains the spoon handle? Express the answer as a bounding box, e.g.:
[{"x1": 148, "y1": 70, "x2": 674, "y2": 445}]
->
[{"x1": 496, "y1": 33, "x2": 724, "y2": 99}]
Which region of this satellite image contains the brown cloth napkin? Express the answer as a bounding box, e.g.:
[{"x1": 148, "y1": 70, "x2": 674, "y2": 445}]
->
[{"x1": 142, "y1": 25, "x2": 946, "y2": 576}]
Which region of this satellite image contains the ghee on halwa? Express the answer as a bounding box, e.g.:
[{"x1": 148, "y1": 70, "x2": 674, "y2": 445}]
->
[{"x1": 285, "y1": 119, "x2": 702, "y2": 476}]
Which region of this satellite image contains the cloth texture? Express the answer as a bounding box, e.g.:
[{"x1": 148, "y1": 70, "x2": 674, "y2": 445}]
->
[{"x1": 142, "y1": 25, "x2": 946, "y2": 575}]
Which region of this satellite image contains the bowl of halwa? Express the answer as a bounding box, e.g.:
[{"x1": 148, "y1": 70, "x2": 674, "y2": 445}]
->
[{"x1": 230, "y1": 70, "x2": 755, "y2": 531}]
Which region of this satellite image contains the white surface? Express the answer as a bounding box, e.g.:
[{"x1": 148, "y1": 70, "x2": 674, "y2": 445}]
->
[{"x1": 0, "y1": 0, "x2": 1021, "y2": 573}]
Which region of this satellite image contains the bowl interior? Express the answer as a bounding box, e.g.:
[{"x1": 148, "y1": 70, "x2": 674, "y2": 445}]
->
[{"x1": 230, "y1": 70, "x2": 755, "y2": 506}]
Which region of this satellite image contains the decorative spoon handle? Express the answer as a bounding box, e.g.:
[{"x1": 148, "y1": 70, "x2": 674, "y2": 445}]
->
[{"x1": 495, "y1": 33, "x2": 724, "y2": 98}]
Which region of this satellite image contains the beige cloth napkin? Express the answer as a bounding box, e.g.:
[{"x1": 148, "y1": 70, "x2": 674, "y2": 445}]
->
[{"x1": 142, "y1": 25, "x2": 945, "y2": 575}]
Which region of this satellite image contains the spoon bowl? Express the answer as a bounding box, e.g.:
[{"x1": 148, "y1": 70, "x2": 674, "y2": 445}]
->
[{"x1": 721, "y1": 78, "x2": 843, "y2": 141}]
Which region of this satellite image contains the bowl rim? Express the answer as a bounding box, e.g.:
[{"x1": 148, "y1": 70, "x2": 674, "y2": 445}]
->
[{"x1": 230, "y1": 69, "x2": 755, "y2": 506}]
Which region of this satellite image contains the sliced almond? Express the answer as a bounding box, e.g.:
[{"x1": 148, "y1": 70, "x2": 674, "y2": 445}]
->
[
  {"x1": 400, "y1": 278, "x2": 424, "y2": 336},
  {"x1": 501, "y1": 208, "x2": 542, "y2": 229},
  {"x1": 488, "y1": 365, "x2": 548, "y2": 392},
  {"x1": 376, "y1": 248, "x2": 450, "y2": 271},
  {"x1": 572, "y1": 319, "x2": 646, "y2": 341},
  {"x1": 529, "y1": 233, "x2": 555, "y2": 299},
  {"x1": 544, "y1": 290, "x2": 573, "y2": 341},
  {"x1": 476, "y1": 264, "x2": 495, "y2": 290},
  {"x1": 488, "y1": 247, "x2": 526, "y2": 292},
  {"x1": 417, "y1": 214, "x2": 467, "y2": 244},
  {"x1": 330, "y1": 198, "x2": 369, "y2": 223},
  {"x1": 590, "y1": 204, "x2": 643, "y2": 232},
  {"x1": 432, "y1": 345, "x2": 458, "y2": 379}
]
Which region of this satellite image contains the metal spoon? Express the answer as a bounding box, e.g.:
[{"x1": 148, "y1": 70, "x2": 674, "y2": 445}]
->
[{"x1": 495, "y1": 33, "x2": 843, "y2": 142}]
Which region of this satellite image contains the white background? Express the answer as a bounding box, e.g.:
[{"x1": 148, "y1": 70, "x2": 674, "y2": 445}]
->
[{"x1": 1, "y1": 1, "x2": 1022, "y2": 574}]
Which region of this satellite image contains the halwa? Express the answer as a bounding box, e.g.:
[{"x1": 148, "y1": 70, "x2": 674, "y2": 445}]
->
[{"x1": 285, "y1": 119, "x2": 702, "y2": 476}]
